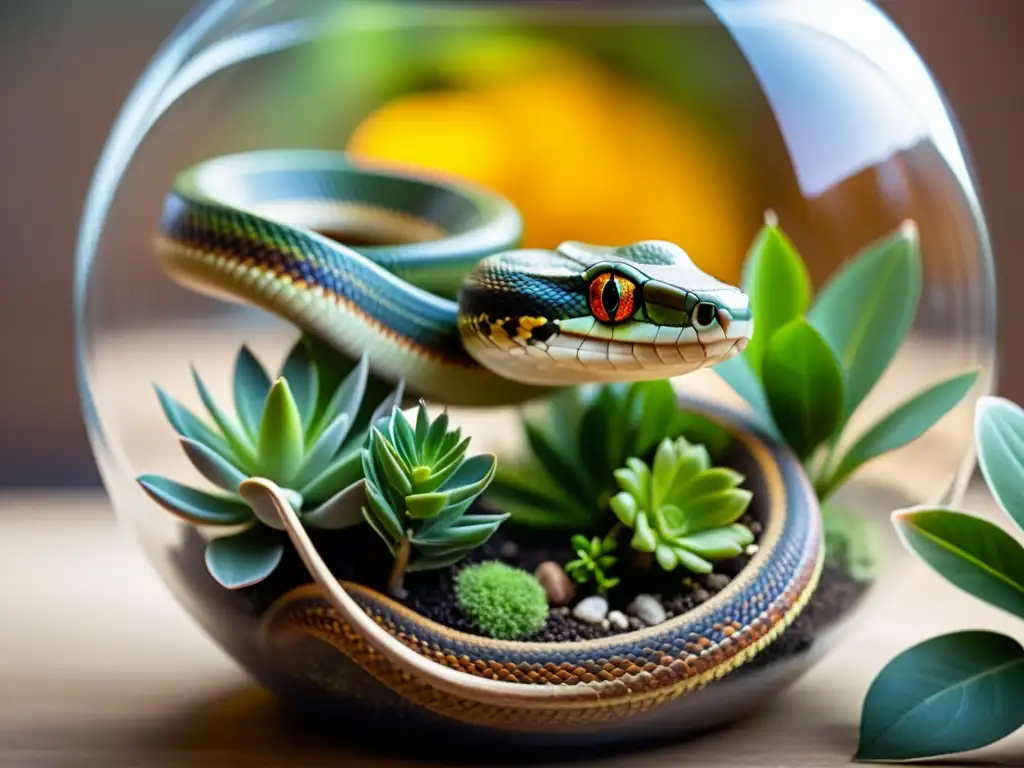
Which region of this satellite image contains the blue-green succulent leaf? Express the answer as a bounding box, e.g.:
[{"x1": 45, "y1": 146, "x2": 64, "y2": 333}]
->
[
  {"x1": 204, "y1": 527, "x2": 284, "y2": 589},
  {"x1": 713, "y1": 355, "x2": 782, "y2": 441},
  {"x1": 317, "y1": 351, "x2": 369, "y2": 435},
  {"x1": 192, "y1": 366, "x2": 258, "y2": 470},
  {"x1": 137, "y1": 475, "x2": 251, "y2": 525},
  {"x1": 390, "y1": 407, "x2": 419, "y2": 467},
  {"x1": 178, "y1": 437, "x2": 248, "y2": 494},
  {"x1": 232, "y1": 345, "x2": 272, "y2": 442},
  {"x1": 407, "y1": 549, "x2": 477, "y2": 573},
  {"x1": 292, "y1": 412, "x2": 352, "y2": 490},
  {"x1": 299, "y1": 446, "x2": 363, "y2": 505},
  {"x1": 280, "y1": 337, "x2": 318, "y2": 433},
  {"x1": 856, "y1": 630, "x2": 1024, "y2": 761},
  {"x1": 302, "y1": 478, "x2": 366, "y2": 530},
  {"x1": 975, "y1": 395, "x2": 1024, "y2": 532},
  {"x1": 155, "y1": 386, "x2": 232, "y2": 459},
  {"x1": 370, "y1": 380, "x2": 406, "y2": 432},
  {"x1": 364, "y1": 478, "x2": 404, "y2": 541},
  {"x1": 361, "y1": 506, "x2": 397, "y2": 555},
  {"x1": 257, "y1": 378, "x2": 306, "y2": 484},
  {"x1": 441, "y1": 454, "x2": 497, "y2": 503}
]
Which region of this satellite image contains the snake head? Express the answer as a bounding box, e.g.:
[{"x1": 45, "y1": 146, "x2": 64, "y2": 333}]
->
[{"x1": 459, "y1": 239, "x2": 753, "y2": 387}]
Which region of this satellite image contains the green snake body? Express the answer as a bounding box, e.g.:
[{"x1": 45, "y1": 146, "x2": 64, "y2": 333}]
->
[
  {"x1": 157, "y1": 150, "x2": 753, "y2": 405},
  {"x1": 155, "y1": 150, "x2": 824, "y2": 726}
]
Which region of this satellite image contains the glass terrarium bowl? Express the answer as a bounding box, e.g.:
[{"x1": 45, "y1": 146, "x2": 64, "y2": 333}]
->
[{"x1": 74, "y1": 0, "x2": 997, "y2": 758}]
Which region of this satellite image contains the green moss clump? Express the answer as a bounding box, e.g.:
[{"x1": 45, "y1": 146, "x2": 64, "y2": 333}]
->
[{"x1": 455, "y1": 561, "x2": 549, "y2": 640}]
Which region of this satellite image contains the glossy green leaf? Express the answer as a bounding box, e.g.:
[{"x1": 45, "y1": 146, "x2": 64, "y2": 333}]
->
[
  {"x1": 415, "y1": 497, "x2": 478, "y2": 539},
  {"x1": 673, "y1": 547, "x2": 713, "y2": 573},
  {"x1": 441, "y1": 455, "x2": 497, "y2": 503},
  {"x1": 257, "y1": 378, "x2": 306, "y2": 484},
  {"x1": 407, "y1": 549, "x2": 477, "y2": 573},
  {"x1": 405, "y1": 492, "x2": 449, "y2": 520},
  {"x1": 655, "y1": 543, "x2": 678, "y2": 571},
  {"x1": 280, "y1": 337, "x2": 318, "y2": 432},
  {"x1": 676, "y1": 489, "x2": 753, "y2": 534},
  {"x1": 809, "y1": 222, "x2": 921, "y2": 421},
  {"x1": 204, "y1": 527, "x2": 284, "y2": 589},
  {"x1": 232, "y1": 345, "x2": 271, "y2": 442},
  {"x1": 369, "y1": 380, "x2": 406, "y2": 432},
  {"x1": 632, "y1": 511, "x2": 657, "y2": 552},
  {"x1": 363, "y1": 480, "x2": 404, "y2": 542},
  {"x1": 317, "y1": 351, "x2": 369, "y2": 435},
  {"x1": 762, "y1": 318, "x2": 845, "y2": 459},
  {"x1": 192, "y1": 367, "x2": 257, "y2": 470},
  {"x1": 976, "y1": 395, "x2": 1024, "y2": 532},
  {"x1": 525, "y1": 420, "x2": 590, "y2": 502},
  {"x1": 893, "y1": 506, "x2": 1024, "y2": 620},
  {"x1": 578, "y1": 386, "x2": 615, "y2": 481},
  {"x1": 292, "y1": 412, "x2": 351, "y2": 490},
  {"x1": 302, "y1": 478, "x2": 366, "y2": 529},
  {"x1": 857, "y1": 630, "x2": 1024, "y2": 760},
  {"x1": 299, "y1": 446, "x2": 363, "y2": 505},
  {"x1": 634, "y1": 379, "x2": 679, "y2": 456},
  {"x1": 177, "y1": 437, "x2": 247, "y2": 494},
  {"x1": 390, "y1": 407, "x2": 420, "y2": 468},
  {"x1": 670, "y1": 467, "x2": 745, "y2": 502},
  {"x1": 740, "y1": 221, "x2": 812, "y2": 378},
  {"x1": 825, "y1": 371, "x2": 979, "y2": 496},
  {"x1": 370, "y1": 427, "x2": 413, "y2": 496},
  {"x1": 361, "y1": 507, "x2": 397, "y2": 556},
  {"x1": 137, "y1": 475, "x2": 251, "y2": 526},
  {"x1": 155, "y1": 387, "x2": 232, "y2": 460},
  {"x1": 713, "y1": 356, "x2": 782, "y2": 441},
  {"x1": 610, "y1": 492, "x2": 638, "y2": 527},
  {"x1": 484, "y1": 467, "x2": 591, "y2": 530}
]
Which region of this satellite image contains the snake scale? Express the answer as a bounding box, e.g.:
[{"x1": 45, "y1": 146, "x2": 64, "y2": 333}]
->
[{"x1": 156, "y1": 149, "x2": 823, "y2": 727}]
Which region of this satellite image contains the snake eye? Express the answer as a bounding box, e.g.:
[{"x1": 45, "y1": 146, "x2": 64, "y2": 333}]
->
[
  {"x1": 694, "y1": 302, "x2": 717, "y2": 329},
  {"x1": 589, "y1": 272, "x2": 637, "y2": 324}
]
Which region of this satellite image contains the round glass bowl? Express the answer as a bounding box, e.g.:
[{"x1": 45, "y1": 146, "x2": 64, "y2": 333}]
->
[{"x1": 74, "y1": 0, "x2": 997, "y2": 755}]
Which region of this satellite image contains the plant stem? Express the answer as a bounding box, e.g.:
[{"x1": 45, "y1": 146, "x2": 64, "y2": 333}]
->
[{"x1": 388, "y1": 536, "x2": 411, "y2": 598}]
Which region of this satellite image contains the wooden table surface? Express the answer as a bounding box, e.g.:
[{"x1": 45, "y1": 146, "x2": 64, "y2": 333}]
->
[{"x1": 1, "y1": 482, "x2": 1021, "y2": 768}]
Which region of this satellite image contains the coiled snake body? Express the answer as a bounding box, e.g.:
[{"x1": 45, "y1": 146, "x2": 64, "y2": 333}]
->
[{"x1": 157, "y1": 150, "x2": 822, "y2": 729}]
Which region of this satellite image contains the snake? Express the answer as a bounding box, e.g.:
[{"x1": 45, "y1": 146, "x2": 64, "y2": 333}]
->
[{"x1": 155, "y1": 149, "x2": 823, "y2": 729}]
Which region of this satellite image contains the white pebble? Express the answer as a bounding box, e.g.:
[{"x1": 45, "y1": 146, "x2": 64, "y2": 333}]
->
[
  {"x1": 744, "y1": 544, "x2": 759, "y2": 556},
  {"x1": 707, "y1": 573, "x2": 730, "y2": 590},
  {"x1": 572, "y1": 595, "x2": 609, "y2": 624},
  {"x1": 627, "y1": 594, "x2": 667, "y2": 625},
  {"x1": 608, "y1": 610, "x2": 629, "y2": 631}
]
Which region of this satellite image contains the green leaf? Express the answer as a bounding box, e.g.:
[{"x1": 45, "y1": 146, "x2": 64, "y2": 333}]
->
[
  {"x1": 280, "y1": 337, "x2": 318, "y2": 433},
  {"x1": 232, "y1": 345, "x2": 271, "y2": 442},
  {"x1": 571, "y1": 534, "x2": 590, "y2": 552},
  {"x1": 655, "y1": 543, "x2": 678, "y2": 571},
  {"x1": 673, "y1": 547, "x2": 713, "y2": 573},
  {"x1": 363, "y1": 480, "x2": 404, "y2": 542},
  {"x1": 155, "y1": 387, "x2": 232, "y2": 460},
  {"x1": 976, "y1": 395, "x2": 1024, "y2": 532},
  {"x1": 762, "y1": 317, "x2": 845, "y2": 459},
  {"x1": 740, "y1": 221, "x2": 812, "y2": 378},
  {"x1": 407, "y1": 549, "x2": 476, "y2": 573},
  {"x1": 675, "y1": 524, "x2": 753, "y2": 558},
  {"x1": 299, "y1": 446, "x2": 364, "y2": 505},
  {"x1": 370, "y1": 380, "x2": 406, "y2": 431},
  {"x1": 405, "y1": 492, "x2": 449, "y2": 520},
  {"x1": 713, "y1": 356, "x2": 782, "y2": 441},
  {"x1": 525, "y1": 420, "x2": 590, "y2": 502},
  {"x1": 826, "y1": 371, "x2": 979, "y2": 496},
  {"x1": 669, "y1": 467, "x2": 744, "y2": 502},
  {"x1": 204, "y1": 527, "x2": 284, "y2": 589},
  {"x1": 317, "y1": 351, "x2": 369, "y2": 435},
  {"x1": 371, "y1": 427, "x2": 413, "y2": 496},
  {"x1": 390, "y1": 407, "x2": 420, "y2": 468},
  {"x1": 137, "y1": 475, "x2": 252, "y2": 526},
  {"x1": 292, "y1": 412, "x2": 352, "y2": 490},
  {"x1": 484, "y1": 468, "x2": 592, "y2": 530},
  {"x1": 893, "y1": 506, "x2": 1024, "y2": 620},
  {"x1": 302, "y1": 478, "x2": 366, "y2": 529},
  {"x1": 440, "y1": 454, "x2": 497, "y2": 504},
  {"x1": 632, "y1": 511, "x2": 657, "y2": 552},
  {"x1": 192, "y1": 366, "x2": 257, "y2": 470},
  {"x1": 651, "y1": 438, "x2": 680, "y2": 504},
  {"x1": 677, "y1": 489, "x2": 753, "y2": 534},
  {"x1": 257, "y1": 378, "x2": 306, "y2": 484},
  {"x1": 808, "y1": 222, "x2": 921, "y2": 422},
  {"x1": 634, "y1": 380, "x2": 679, "y2": 456},
  {"x1": 178, "y1": 437, "x2": 248, "y2": 494},
  {"x1": 856, "y1": 630, "x2": 1024, "y2": 761},
  {"x1": 578, "y1": 385, "x2": 615, "y2": 480}
]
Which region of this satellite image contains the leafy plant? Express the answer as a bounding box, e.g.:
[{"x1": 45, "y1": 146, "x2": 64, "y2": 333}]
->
[
  {"x1": 565, "y1": 534, "x2": 620, "y2": 594},
  {"x1": 716, "y1": 216, "x2": 979, "y2": 500},
  {"x1": 856, "y1": 396, "x2": 1024, "y2": 762},
  {"x1": 609, "y1": 436, "x2": 754, "y2": 574},
  {"x1": 455, "y1": 560, "x2": 549, "y2": 640},
  {"x1": 137, "y1": 334, "x2": 402, "y2": 588},
  {"x1": 485, "y1": 378, "x2": 733, "y2": 532},
  {"x1": 362, "y1": 400, "x2": 506, "y2": 596}
]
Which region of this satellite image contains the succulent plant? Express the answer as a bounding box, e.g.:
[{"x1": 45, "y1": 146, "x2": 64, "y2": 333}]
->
[
  {"x1": 564, "y1": 534, "x2": 620, "y2": 595},
  {"x1": 456, "y1": 561, "x2": 549, "y2": 640},
  {"x1": 362, "y1": 400, "x2": 506, "y2": 596},
  {"x1": 136, "y1": 333, "x2": 403, "y2": 588},
  {"x1": 485, "y1": 378, "x2": 733, "y2": 532},
  {"x1": 610, "y1": 435, "x2": 754, "y2": 575}
]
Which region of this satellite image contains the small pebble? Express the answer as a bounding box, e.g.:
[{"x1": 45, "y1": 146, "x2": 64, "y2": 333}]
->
[
  {"x1": 500, "y1": 540, "x2": 519, "y2": 559},
  {"x1": 750, "y1": 522, "x2": 763, "y2": 534},
  {"x1": 628, "y1": 593, "x2": 667, "y2": 625},
  {"x1": 744, "y1": 544, "x2": 759, "y2": 556},
  {"x1": 572, "y1": 595, "x2": 609, "y2": 624},
  {"x1": 535, "y1": 561, "x2": 576, "y2": 606},
  {"x1": 628, "y1": 617, "x2": 644, "y2": 630},
  {"x1": 608, "y1": 610, "x2": 629, "y2": 631},
  {"x1": 601, "y1": 618, "x2": 610, "y2": 630},
  {"x1": 555, "y1": 606, "x2": 570, "y2": 617},
  {"x1": 706, "y1": 573, "x2": 730, "y2": 590},
  {"x1": 694, "y1": 588, "x2": 711, "y2": 603}
]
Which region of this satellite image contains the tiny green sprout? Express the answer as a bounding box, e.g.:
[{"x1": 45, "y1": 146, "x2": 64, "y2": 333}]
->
[
  {"x1": 610, "y1": 435, "x2": 754, "y2": 575},
  {"x1": 362, "y1": 400, "x2": 506, "y2": 597},
  {"x1": 136, "y1": 334, "x2": 402, "y2": 589},
  {"x1": 564, "y1": 534, "x2": 620, "y2": 594}
]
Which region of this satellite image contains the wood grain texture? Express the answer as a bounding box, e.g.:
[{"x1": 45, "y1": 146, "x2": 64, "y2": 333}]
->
[{"x1": 1, "y1": 484, "x2": 1022, "y2": 767}]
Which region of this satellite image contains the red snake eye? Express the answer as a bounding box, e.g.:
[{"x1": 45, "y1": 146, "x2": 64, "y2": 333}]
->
[{"x1": 589, "y1": 272, "x2": 637, "y2": 324}]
